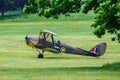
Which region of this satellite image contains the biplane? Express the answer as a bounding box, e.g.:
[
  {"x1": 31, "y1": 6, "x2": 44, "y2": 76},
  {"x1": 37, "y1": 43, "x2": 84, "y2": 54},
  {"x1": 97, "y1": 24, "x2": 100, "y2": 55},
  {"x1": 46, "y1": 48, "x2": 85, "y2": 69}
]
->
[{"x1": 25, "y1": 30, "x2": 107, "y2": 58}]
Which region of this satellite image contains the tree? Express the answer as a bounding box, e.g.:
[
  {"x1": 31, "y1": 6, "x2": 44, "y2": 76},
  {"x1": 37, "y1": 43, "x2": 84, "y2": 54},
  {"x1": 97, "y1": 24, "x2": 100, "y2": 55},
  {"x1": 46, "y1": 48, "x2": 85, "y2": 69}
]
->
[
  {"x1": 23, "y1": 0, "x2": 120, "y2": 42},
  {"x1": 0, "y1": 0, "x2": 4, "y2": 16},
  {"x1": 14, "y1": 0, "x2": 29, "y2": 9},
  {"x1": 0, "y1": 0, "x2": 29, "y2": 16},
  {"x1": 23, "y1": 0, "x2": 81, "y2": 18},
  {"x1": 0, "y1": 0, "x2": 14, "y2": 16},
  {"x1": 83, "y1": 0, "x2": 120, "y2": 42}
]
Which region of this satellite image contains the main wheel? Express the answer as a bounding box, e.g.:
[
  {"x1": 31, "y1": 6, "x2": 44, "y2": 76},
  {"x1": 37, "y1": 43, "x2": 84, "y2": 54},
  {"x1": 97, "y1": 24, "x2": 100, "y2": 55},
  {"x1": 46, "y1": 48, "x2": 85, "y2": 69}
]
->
[{"x1": 38, "y1": 54, "x2": 43, "y2": 58}]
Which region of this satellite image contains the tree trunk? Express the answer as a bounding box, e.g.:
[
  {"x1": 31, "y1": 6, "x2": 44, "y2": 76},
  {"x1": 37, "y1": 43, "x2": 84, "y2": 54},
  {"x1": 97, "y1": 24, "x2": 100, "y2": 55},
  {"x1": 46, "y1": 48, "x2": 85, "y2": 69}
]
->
[{"x1": 1, "y1": 11, "x2": 4, "y2": 16}]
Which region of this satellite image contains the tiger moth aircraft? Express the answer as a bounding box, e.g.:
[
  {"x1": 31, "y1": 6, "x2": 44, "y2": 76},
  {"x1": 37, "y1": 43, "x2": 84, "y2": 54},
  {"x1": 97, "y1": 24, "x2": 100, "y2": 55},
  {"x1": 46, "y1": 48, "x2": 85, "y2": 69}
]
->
[{"x1": 25, "y1": 30, "x2": 107, "y2": 58}]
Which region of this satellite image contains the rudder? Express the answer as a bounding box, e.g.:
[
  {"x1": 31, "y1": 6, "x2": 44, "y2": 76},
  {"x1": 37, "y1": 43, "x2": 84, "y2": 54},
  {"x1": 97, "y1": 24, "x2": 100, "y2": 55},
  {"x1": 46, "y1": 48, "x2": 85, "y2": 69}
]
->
[{"x1": 90, "y1": 42, "x2": 107, "y2": 56}]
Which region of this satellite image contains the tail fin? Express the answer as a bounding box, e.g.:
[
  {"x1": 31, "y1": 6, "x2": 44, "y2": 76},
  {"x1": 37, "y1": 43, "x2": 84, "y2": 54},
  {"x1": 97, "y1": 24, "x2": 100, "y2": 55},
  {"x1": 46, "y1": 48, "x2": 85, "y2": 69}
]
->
[{"x1": 90, "y1": 42, "x2": 107, "y2": 56}]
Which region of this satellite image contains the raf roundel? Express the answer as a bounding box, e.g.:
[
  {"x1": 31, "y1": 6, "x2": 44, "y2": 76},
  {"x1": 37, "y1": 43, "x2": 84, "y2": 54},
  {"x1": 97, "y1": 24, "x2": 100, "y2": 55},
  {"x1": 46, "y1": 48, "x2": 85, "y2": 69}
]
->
[{"x1": 60, "y1": 47, "x2": 66, "y2": 53}]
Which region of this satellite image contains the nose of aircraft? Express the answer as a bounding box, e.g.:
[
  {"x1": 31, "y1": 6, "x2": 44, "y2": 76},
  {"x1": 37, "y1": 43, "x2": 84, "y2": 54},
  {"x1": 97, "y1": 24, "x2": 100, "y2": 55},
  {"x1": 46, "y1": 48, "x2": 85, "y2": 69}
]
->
[
  {"x1": 25, "y1": 36, "x2": 37, "y2": 48},
  {"x1": 25, "y1": 36, "x2": 27, "y2": 41}
]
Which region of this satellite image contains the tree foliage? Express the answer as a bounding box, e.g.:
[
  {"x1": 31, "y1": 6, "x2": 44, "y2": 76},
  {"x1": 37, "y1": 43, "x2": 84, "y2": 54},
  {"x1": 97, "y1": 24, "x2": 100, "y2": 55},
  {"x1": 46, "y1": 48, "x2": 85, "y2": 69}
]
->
[
  {"x1": 83, "y1": 0, "x2": 120, "y2": 42},
  {"x1": 0, "y1": 0, "x2": 29, "y2": 16},
  {"x1": 23, "y1": 0, "x2": 81, "y2": 18},
  {"x1": 23, "y1": 0, "x2": 120, "y2": 42},
  {"x1": 0, "y1": 0, "x2": 14, "y2": 16}
]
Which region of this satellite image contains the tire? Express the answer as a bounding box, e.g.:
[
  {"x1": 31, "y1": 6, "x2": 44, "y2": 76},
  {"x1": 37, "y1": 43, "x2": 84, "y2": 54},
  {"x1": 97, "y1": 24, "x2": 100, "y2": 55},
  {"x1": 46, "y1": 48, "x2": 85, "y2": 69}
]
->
[{"x1": 38, "y1": 54, "x2": 43, "y2": 58}]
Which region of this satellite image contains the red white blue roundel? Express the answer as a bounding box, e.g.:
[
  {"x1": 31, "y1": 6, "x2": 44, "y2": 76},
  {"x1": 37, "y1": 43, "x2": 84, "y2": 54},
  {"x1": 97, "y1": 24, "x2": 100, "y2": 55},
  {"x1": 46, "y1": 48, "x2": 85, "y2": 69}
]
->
[{"x1": 60, "y1": 47, "x2": 66, "y2": 53}]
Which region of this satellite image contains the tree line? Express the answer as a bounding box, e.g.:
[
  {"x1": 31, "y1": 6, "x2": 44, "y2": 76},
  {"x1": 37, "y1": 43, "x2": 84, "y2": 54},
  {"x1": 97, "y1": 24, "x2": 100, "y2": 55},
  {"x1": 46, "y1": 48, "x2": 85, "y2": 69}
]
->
[{"x1": 0, "y1": 0, "x2": 29, "y2": 16}]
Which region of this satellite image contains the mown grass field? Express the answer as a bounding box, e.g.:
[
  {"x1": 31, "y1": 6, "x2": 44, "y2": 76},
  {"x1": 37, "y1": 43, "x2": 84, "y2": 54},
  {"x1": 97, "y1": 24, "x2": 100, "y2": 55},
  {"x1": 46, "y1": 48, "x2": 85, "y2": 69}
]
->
[{"x1": 0, "y1": 12, "x2": 120, "y2": 80}]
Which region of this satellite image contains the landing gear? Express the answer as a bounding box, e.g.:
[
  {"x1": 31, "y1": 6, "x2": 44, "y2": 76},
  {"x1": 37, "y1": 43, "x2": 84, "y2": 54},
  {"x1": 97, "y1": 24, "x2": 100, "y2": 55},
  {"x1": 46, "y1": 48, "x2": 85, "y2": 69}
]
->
[
  {"x1": 38, "y1": 53, "x2": 43, "y2": 58},
  {"x1": 36, "y1": 48, "x2": 44, "y2": 59}
]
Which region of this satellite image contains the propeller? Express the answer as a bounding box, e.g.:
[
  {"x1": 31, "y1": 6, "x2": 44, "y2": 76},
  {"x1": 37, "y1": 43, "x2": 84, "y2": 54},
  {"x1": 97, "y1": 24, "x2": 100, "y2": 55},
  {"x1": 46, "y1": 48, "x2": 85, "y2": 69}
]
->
[
  {"x1": 25, "y1": 35, "x2": 28, "y2": 41},
  {"x1": 25, "y1": 35, "x2": 29, "y2": 44}
]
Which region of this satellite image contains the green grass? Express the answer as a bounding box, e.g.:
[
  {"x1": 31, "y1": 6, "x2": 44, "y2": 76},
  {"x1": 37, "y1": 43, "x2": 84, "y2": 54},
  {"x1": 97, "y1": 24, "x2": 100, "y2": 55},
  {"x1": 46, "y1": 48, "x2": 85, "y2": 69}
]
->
[
  {"x1": 0, "y1": 10, "x2": 95, "y2": 22},
  {"x1": 0, "y1": 19, "x2": 120, "y2": 80}
]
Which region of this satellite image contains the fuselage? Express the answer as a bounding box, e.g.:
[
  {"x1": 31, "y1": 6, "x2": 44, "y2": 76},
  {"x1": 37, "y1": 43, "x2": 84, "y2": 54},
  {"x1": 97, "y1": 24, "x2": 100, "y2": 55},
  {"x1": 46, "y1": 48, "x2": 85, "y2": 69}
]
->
[{"x1": 25, "y1": 36, "x2": 97, "y2": 57}]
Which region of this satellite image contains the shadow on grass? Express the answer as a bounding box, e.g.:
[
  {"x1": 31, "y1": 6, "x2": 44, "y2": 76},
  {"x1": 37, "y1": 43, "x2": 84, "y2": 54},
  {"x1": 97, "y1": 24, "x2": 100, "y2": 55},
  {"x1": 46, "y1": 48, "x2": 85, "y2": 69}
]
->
[
  {"x1": 0, "y1": 62, "x2": 120, "y2": 73},
  {"x1": 44, "y1": 55, "x2": 97, "y2": 59},
  {"x1": 44, "y1": 56, "x2": 83, "y2": 59}
]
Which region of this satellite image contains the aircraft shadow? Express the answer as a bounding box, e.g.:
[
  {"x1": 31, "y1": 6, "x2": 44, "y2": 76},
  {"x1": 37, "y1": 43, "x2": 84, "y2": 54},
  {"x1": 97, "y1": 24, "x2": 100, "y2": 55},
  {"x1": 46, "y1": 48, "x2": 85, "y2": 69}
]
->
[
  {"x1": 44, "y1": 56, "x2": 95, "y2": 59},
  {"x1": 44, "y1": 57, "x2": 82, "y2": 59},
  {"x1": 1, "y1": 62, "x2": 120, "y2": 72}
]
